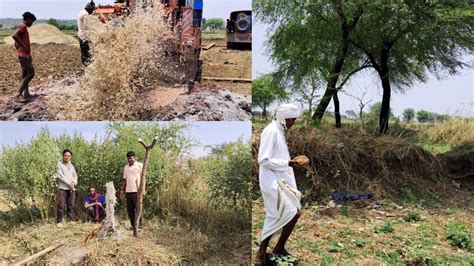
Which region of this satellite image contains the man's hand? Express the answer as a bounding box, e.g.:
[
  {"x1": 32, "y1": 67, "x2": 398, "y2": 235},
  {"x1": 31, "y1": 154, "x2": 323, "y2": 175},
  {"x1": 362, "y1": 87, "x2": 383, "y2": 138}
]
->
[
  {"x1": 96, "y1": 202, "x2": 103, "y2": 208},
  {"x1": 69, "y1": 182, "x2": 76, "y2": 191},
  {"x1": 289, "y1": 159, "x2": 299, "y2": 168},
  {"x1": 119, "y1": 191, "x2": 125, "y2": 201}
]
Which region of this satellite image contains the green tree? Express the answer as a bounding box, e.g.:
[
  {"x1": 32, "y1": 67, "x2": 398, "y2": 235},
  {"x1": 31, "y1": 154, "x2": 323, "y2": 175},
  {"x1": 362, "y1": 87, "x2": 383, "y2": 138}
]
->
[
  {"x1": 252, "y1": 74, "x2": 288, "y2": 118},
  {"x1": 255, "y1": 0, "x2": 367, "y2": 127},
  {"x1": 47, "y1": 18, "x2": 60, "y2": 29},
  {"x1": 417, "y1": 110, "x2": 433, "y2": 123},
  {"x1": 349, "y1": 1, "x2": 473, "y2": 133},
  {"x1": 402, "y1": 108, "x2": 415, "y2": 123},
  {"x1": 204, "y1": 18, "x2": 224, "y2": 32}
]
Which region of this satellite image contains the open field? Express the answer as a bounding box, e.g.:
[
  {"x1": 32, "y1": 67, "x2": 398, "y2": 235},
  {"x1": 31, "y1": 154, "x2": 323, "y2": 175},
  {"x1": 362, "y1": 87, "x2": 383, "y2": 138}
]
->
[{"x1": 252, "y1": 118, "x2": 474, "y2": 264}]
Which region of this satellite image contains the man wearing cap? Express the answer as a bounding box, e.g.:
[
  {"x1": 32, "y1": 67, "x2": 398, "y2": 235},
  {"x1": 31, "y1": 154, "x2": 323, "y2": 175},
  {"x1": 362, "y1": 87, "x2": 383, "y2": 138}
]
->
[
  {"x1": 77, "y1": 1, "x2": 96, "y2": 66},
  {"x1": 122, "y1": 151, "x2": 144, "y2": 229},
  {"x1": 12, "y1": 11, "x2": 36, "y2": 101},
  {"x1": 255, "y1": 103, "x2": 304, "y2": 263}
]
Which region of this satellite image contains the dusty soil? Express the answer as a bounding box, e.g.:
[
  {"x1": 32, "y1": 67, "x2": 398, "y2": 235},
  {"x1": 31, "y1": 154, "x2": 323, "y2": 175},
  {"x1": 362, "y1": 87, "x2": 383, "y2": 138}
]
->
[
  {"x1": 0, "y1": 44, "x2": 81, "y2": 98},
  {"x1": 0, "y1": 78, "x2": 251, "y2": 121},
  {"x1": 201, "y1": 38, "x2": 251, "y2": 96}
]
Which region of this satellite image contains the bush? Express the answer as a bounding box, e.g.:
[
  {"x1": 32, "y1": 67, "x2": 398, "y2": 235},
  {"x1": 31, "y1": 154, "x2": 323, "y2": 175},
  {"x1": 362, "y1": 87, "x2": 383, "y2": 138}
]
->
[
  {"x1": 445, "y1": 221, "x2": 472, "y2": 250},
  {"x1": 205, "y1": 139, "x2": 252, "y2": 214},
  {"x1": 0, "y1": 123, "x2": 191, "y2": 221},
  {"x1": 403, "y1": 212, "x2": 422, "y2": 223}
]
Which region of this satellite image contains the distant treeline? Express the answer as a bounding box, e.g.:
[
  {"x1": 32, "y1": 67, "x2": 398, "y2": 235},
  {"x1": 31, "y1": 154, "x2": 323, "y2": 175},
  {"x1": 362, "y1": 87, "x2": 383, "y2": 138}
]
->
[{"x1": 0, "y1": 18, "x2": 77, "y2": 30}]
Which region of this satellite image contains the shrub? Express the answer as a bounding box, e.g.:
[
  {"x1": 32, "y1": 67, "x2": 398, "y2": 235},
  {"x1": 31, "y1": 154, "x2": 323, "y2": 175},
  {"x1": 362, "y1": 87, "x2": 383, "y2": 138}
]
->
[{"x1": 445, "y1": 221, "x2": 472, "y2": 250}]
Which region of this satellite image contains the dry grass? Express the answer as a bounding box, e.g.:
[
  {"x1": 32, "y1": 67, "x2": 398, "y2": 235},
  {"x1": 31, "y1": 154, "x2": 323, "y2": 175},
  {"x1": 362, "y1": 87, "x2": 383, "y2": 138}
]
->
[
  {"x1": 252, "y1": 126, "x2": 453, "y2": 203},
  {"x1": 409, "y1": 118, "x2": 474, "y2": 147}
]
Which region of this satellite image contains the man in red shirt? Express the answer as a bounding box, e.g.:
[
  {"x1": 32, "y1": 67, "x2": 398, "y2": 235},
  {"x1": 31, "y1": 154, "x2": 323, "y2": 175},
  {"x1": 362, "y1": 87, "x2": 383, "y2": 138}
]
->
[{"x1": 12, "y1": 12, "x2": 36, "y2": 101}]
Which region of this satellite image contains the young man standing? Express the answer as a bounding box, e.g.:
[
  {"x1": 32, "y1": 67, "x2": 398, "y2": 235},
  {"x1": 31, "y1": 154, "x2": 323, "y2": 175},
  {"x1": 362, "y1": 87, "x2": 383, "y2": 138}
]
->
[
  {"x1": 12, "y1": 12, "x2": 36, "y2": 101},
  {"x1": 256, "y1": 103, "x2": 304, "y2": 263},
  {"x1": 77, "y1": 1, "x2": 96, "y2": 66},
  {"x1": 122, "y1": 151, "x2": 143, "y2": 230},
  {"x1": 56, "y1": 149, "x2": 78, "y2": 227}
]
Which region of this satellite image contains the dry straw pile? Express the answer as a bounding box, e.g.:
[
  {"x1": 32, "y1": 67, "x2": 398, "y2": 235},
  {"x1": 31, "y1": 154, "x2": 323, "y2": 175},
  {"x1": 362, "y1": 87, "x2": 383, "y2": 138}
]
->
[
  {"x1": 252, "y1": 127, "x2": 447, "y2": 201},
  {"x1": 49, "y1": 5, "x2": 186, "y2": 120}
]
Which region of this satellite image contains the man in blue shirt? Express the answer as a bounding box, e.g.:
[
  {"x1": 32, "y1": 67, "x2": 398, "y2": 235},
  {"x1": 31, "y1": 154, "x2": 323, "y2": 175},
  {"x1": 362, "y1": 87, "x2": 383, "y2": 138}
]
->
[{"x1": 84, "y1": 187, "x2": 106, "y2": 223}]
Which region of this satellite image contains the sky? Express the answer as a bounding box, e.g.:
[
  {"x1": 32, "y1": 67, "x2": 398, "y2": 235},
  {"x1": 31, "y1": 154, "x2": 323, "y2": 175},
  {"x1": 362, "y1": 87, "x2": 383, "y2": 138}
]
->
[
  {"x1": 0, "y1": 121, "x2": 251, "y2": 158},
  {"x1": 253, "y1": 20, "x2": 474, "y2": 117},
  {"x1": 0, "y1": 0, "x2": 252, "y2": 20}
]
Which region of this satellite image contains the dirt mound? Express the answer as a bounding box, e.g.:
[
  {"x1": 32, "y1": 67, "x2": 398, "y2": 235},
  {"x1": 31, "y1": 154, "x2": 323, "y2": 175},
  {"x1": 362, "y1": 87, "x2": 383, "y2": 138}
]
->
[
  {"x1": 0, "y1": 44, "x2": 81, "y2": 98},
  {"x1": 143, "y1": 83, "x2": 251, "y2": 121},
  {"x1": 252, "y1": 127, "x2": 447, "y2": 201},
  {"x1": 4, "y1": 24, "x2": 78, "y2": 46},
  {"x1": 437, "y1": 143, "x2": 474, "y2": 190}
]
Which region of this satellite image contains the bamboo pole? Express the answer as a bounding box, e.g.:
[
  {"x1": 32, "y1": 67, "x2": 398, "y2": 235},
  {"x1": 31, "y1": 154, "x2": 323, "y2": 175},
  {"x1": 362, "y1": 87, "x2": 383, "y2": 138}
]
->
[{"x1": 13, "y1": 242, "x2": 63, "y2": 266}]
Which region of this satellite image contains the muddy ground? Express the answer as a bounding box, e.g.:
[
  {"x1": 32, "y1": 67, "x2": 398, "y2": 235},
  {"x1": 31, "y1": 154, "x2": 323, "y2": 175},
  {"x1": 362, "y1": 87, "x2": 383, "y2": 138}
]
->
[{"x1": 0, "y1": 37, "x2": 251, "y2": 120}]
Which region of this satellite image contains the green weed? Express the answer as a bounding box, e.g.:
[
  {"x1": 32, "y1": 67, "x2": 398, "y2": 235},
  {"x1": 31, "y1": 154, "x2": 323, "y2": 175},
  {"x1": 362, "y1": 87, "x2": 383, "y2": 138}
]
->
[{"x1": 445, "y1": 221, "x2": 472, "y2": 250}]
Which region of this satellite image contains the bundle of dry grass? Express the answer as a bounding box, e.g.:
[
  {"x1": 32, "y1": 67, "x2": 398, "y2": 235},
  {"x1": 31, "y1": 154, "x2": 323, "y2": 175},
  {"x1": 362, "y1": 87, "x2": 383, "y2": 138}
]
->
[{"x1": 252, "y1": 127, "x2": 447, "y2": 201}]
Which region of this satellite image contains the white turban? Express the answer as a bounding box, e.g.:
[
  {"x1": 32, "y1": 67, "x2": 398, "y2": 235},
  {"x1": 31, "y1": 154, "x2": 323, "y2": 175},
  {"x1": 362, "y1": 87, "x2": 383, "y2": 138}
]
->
[{"x1": 275, "y1": 103, "x2": 300, "y2": 120}]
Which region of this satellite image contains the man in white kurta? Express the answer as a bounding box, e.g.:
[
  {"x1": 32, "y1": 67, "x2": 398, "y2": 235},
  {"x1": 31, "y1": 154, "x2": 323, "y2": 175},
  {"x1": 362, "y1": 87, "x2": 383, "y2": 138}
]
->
[{"x1": 256, "y1": 103, "x2": 303, "y2": 263}]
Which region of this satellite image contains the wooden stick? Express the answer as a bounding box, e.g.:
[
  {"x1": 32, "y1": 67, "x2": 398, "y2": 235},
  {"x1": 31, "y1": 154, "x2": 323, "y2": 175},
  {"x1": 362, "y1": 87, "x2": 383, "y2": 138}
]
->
[
  {"x1": 134, "y1": 137, "x2": 159, "y2": 237},
  {"x1": 202, "y1": 42, "x2": 216, "y2": 50},
  {"x1": 202, "y1": 77, "x2": 252, "y2": 82},
  {"x1": 13, "y1": 242, "x2": 63, "y2": 266}
]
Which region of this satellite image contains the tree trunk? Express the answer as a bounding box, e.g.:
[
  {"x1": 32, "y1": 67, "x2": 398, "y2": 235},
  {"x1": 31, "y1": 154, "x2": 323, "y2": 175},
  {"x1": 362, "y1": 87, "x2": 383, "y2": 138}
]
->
[
  {"x1": 312, "y1": 39, "x2": 348, "y2": 124},
  {"x1": 134, "y1": 138, "x2": 159, "y2": 237},
  {"x1": 311, "y1": 7, "x2": 364, "y2": 125},
  {"x1": 378, "y1": 48, "x2": 391, "y2": 134},
  {"x1": 333, "y1": 93, "x2": 341, "y2": 128},
  {"x1": 262, "y1": 106, "x2": 267, "y2": 118},
  {"x1": 359, "y1": 104, "x2": 365, "y2": 128}
]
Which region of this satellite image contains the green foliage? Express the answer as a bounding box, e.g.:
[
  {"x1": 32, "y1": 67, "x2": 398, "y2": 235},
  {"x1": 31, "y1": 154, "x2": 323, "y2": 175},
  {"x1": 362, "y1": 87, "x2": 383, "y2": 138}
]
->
[
  {"x1": 445, "y1": 221, "x2": 472, "y2": 250},
  {"x1": 252, "y1": 74, "x2": 288, "y2": 117},
  {"x1": 417, "y1": 110, "x2": 434, "y2": 123},
  {"x1": 203, "y1": 18, "x2": 224, "y2": 32},
  {"x1": 0, "y1": 123, "x2": 191, "y2": 220},
  {"x1": 403, "y1": 108, "x2": 415, "y2": 123},
  {"x1": 205, "y1": 139, "x2": 252, "y2": 214},
  {"x1": 47, "y1": 18, "x2": 60, "y2": 28},
  {"x1": 403, "y1": 212, "x2": 422, "y2": 223},
  {"x1": 374, "y1": 221, "x2": 396, "y2": 234}
]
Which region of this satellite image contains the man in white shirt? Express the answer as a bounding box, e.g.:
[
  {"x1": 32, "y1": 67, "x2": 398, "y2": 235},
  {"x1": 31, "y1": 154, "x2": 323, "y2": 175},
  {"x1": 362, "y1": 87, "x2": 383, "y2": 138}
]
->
[
  {"x1": 256, "y1": 103, "x2": 304, "y2": 263},
  {"x1": 122, "y1": 151, "x2": 144, "y2": 230},
  {"x1": 77, "y1": 1, "x2": 96, "y2": 66},
  {"x1": 56, "y1": 149, "x2": 78, "y2": 227}
]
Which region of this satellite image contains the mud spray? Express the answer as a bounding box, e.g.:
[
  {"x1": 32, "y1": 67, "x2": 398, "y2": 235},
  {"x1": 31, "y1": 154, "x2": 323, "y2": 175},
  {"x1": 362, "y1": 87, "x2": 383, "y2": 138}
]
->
[
  {"x1": 48, "y1": 4, "x2": 186, "y2": 120},
  {"x1": 97, "y1": 181, "x2": 120, "y2": 240}
]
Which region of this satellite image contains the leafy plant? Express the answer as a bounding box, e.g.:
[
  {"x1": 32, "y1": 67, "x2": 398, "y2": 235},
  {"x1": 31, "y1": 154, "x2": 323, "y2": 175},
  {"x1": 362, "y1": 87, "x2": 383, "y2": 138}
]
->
[
  {"x1": 445, "y1": 221, "x2": 472, "y2": 250},
  {"x1": 375, "y1": 221, "x2": 396, "y2": 234},
  {"x1": 404, "y1": 212, "x2": 422, "y2": 223}
]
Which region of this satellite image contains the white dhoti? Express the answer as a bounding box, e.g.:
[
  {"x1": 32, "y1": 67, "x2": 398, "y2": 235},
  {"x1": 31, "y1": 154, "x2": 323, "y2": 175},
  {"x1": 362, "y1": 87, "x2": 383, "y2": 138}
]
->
[{"x1": 258, "y1": 120, "x2": 302, "y2": 240}]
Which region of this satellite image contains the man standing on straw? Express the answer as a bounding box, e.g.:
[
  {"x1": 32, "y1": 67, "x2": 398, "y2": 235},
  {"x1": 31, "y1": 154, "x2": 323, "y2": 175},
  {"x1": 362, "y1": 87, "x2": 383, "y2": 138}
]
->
[
  {"x1": 121, "y1": 151, "x2": 144, "y2": 230},
  {"x1": 56, "y1": 149, "x2": 78, "y2": 227},
  {"x1": 77, "y1": 1, "x2": 96, "y2": 66},
  {"x1": 256, "y1": 103, "x2": 307, "y2": 264}
]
